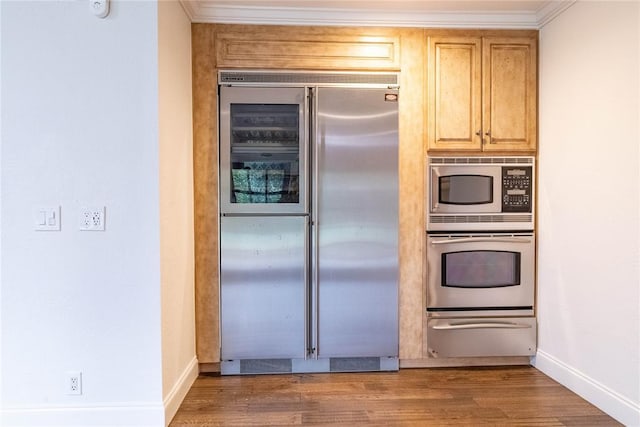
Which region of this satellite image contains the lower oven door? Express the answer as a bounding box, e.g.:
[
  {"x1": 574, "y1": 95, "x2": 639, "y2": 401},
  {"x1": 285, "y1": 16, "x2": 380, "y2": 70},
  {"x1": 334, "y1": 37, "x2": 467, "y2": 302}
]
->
[
  {"x1": 427, "y1": 317, "x2": 537, "y2": 357},
  {"x1": 427, "y1": 232, "x2": 535, "y2": 316}
]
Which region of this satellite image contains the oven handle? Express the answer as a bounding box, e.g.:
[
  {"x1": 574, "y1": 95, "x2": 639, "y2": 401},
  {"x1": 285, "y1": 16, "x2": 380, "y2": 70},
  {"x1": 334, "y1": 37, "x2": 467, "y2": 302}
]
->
[
  {"x1": 430, "y1": 237, "x2": 532, "y2": 245},
  {"x1": 432, "y1": 321, "x2": 532, "y2": 330}
]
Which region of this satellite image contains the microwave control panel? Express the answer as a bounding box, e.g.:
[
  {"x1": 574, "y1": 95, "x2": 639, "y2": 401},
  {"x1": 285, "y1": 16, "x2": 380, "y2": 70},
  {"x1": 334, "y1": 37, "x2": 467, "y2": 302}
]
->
[{"x1": 502, "y1": 166, "x2": 532, "y2": 212}]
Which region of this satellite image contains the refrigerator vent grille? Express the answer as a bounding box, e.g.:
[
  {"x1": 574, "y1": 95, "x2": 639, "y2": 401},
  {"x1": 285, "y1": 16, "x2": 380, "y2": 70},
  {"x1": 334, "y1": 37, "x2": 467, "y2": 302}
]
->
[
  {"x1": 429, "y1": 157, "x2": 534, "y2": 165},
  {"x1": 430, "y1": 215, "x2": 533, "y2": 224},
  {"x1": 219, "y1": 71, "x2": 398, "y2": 86},
  {"x1": 330, "y1": 357, "x2": 381, "y2": 372},
  {"x1": 240, "y1": 359, "x2": 292, "y2": 374}
]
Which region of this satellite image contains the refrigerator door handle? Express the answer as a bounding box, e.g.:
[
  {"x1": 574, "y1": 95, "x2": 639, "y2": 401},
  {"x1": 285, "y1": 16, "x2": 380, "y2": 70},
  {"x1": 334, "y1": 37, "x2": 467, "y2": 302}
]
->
[
  {"x1": 311, "y1": 87, "x2": 320, "y2": 359},
  {"x1": 303, "y1": 214, "x2": 311, "y2": 357},
  {"x1": 300, "y1": 88, "x2": 315, "y2": 219},
  {"x1": 303, "y1": 87, "x2": 311, "y2": 359}
]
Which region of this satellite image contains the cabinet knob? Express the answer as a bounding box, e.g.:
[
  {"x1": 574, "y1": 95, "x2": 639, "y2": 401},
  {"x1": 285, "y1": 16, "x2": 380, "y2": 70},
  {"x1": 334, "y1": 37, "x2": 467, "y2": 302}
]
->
[
  {"x1": 485, "y1": 130, "x2": 493, "y2": 144},
  {"x1": 475, "y1": 130, "x2": 481, "y2": 136}
]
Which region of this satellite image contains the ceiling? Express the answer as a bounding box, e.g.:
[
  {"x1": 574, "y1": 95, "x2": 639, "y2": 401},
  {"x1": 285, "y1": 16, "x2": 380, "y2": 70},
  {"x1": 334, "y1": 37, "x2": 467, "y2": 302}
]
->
[{"x1": 180, "y1": 0, "x2": 576, "y2": 29}]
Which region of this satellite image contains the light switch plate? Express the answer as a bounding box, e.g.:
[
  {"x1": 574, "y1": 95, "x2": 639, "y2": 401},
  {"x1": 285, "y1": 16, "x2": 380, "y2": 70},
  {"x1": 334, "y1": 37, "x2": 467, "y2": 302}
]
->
[{"x1": 34, "y1": 206, "x2": 61, "y2": 231}]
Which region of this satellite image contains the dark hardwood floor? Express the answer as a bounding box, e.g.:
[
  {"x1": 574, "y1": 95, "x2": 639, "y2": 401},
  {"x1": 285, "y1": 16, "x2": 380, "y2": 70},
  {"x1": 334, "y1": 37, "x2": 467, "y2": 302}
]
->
[{"x1": 169, "y1": 366, "x2": 620, "y2": 426}]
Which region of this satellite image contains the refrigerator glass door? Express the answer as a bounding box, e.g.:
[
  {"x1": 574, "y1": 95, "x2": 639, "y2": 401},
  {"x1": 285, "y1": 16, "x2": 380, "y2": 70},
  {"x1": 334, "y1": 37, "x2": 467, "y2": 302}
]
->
[
  {"x1": 221, "y1": 216, "x2": 307, "y2": 359},
  {"x1": 314, "y1": 87, "x2": 399, "y2": 358},
  {"x1": 220, "y1": 87, "x2": 307, "y2": 214}
]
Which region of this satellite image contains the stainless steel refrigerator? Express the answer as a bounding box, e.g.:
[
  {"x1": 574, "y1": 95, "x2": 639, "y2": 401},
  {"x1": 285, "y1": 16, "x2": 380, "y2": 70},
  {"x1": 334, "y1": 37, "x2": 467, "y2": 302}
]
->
[{"x1": 218, "y1": 71, "x2": 399, "y2": 374}]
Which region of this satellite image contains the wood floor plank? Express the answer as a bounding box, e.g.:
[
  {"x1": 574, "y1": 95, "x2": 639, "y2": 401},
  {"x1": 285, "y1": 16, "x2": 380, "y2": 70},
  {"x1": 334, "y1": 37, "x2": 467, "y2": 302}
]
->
[{"x1": 169, "y1": 367, "x2": 621, "y2": 426}]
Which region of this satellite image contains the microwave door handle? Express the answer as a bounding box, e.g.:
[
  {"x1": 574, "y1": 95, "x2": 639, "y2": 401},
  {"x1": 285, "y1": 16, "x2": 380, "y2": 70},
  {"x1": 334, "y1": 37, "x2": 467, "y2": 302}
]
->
[
  {"x1": 430, "y1": 237, "x2": 532, "y2": 245},
  {"x1": 432, "y1": 322, "x2": 532, "y2": 330}
]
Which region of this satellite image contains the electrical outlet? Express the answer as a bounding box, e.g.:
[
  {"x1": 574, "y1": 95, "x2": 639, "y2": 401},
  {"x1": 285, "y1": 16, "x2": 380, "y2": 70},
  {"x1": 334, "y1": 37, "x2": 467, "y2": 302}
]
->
[
  {"x1": 66, "y1": 371, "x2": 82, "y2": 395},
  {"x1": 79, "y1": 206, "x2": 105, "y2": 231}
]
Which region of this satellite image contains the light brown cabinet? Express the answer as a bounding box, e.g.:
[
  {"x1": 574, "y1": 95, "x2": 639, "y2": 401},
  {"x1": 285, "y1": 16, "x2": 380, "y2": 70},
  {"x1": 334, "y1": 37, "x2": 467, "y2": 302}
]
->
[
  {"x1": 193, "y1": 25, "x2": 539, "y2": 371},
  {"x1": 427, "y1": 36, "x2": 537, "y2": 152},
  {"x1": 215, "y1": 25, "x2": 400, "y2": 71}
]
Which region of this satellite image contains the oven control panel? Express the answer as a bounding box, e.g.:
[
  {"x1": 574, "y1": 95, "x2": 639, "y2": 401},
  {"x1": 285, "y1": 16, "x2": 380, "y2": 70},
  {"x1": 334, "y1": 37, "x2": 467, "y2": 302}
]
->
[{"x1": 502, "y1": 166, "x2": 532, "y2": 212}]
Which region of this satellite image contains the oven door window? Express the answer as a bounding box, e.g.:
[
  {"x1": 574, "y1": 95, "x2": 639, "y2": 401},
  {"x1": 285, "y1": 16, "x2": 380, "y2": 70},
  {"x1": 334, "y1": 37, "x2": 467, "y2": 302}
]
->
[
  {"x1": 439, "y1": 175, "x2": 493, "y2": 205},
  {"x1": 442, "y1": 250, "x2": 520, "y2": 288}
]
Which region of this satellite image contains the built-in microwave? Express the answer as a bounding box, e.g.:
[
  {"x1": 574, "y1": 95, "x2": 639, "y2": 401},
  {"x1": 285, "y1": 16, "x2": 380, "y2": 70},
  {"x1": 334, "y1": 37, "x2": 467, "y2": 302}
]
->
[{"x1": 427, "y1": 157, "x2": 535, "y2": 231}]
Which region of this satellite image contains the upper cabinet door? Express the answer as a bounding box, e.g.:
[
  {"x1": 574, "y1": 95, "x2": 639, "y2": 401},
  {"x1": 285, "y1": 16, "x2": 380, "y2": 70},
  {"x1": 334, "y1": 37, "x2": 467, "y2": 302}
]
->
[
  {"x1": 216, "y1": 28, "x2": 400, "y2": 71},
  {"x1": 427, "y1": 35, "x2": 537, "y2": 153},
  {"x1": 428, "y1": 37, "x2": 482, "y2": 151},
  {"x1": 482, "y1": 37, "x2": 537, "y2": 152}
]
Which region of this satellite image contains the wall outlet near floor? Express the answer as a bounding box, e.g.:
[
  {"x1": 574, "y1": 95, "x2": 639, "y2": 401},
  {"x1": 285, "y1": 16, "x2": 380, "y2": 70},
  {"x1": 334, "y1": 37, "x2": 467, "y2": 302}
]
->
[
  {"x1": 66, "y1": 371, "x2": 82, "y2": 395},
  {"x1": 79, "y1": 206, "x2": 105, "y2": 231}
]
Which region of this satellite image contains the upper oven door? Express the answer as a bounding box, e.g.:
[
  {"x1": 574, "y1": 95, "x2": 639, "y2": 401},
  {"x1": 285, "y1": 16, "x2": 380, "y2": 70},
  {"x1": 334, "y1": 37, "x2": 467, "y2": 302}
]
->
[
  {"x1": 429, "y1": 165, "x2": 501, "y2": 214},
  {"x1": 426, "y1": 233, "x2": 535, "y2": 316}
]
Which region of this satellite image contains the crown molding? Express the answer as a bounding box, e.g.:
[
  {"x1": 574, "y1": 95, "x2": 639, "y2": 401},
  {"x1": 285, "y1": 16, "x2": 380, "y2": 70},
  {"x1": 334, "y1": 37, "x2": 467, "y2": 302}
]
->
[
  {"x1": 536, "y1": 0, "x2": 576, "y2": 28},
  {"x1": 180, "y1": 1, "x2": 574, "y2": 30}
]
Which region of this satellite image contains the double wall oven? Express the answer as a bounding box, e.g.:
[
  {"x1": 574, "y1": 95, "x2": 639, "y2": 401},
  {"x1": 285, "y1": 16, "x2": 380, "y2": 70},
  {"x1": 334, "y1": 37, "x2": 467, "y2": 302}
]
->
[{"x1": 426, "y1": 157, "x2": 537, "y2": 358}]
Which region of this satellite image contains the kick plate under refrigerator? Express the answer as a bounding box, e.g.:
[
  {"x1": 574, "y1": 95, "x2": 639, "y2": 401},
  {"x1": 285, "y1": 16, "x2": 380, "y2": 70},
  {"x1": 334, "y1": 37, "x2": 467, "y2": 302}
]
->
[{"x1": 219, "y1": 71, "x2": 400, "y2": 374}]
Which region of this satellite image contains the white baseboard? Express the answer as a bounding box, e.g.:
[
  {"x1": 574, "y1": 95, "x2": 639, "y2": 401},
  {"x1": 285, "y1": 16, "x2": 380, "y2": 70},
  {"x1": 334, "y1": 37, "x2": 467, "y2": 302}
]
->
[
  {"x1": 163, "y1": 356, "x2": 199, "y2": 426},
  {"x1": 1, "y1": 357, "x2": 199, "y2": 427},
  {"x1": 533, "y1": 349, "x2": 640, "y2": 426},
  {"x1": 0, "y1": 402, "x2": 165, "y2": 427}
]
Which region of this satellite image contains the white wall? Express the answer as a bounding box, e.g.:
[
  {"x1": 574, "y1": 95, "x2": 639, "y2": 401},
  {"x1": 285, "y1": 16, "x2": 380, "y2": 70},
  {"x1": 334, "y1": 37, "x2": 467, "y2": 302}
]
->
[
  {"x1": 0, "y1": 0, "x2": 4, "y2": 410},
  {"x1": 158, "y1": 1, "x2": 197, "y2": 425},
  {"x1": 536, "y1": 1, "x2": 640, "y2": 425},
  {"x1": 0, "y1": 1, "x2": 194, "y2": 426}
]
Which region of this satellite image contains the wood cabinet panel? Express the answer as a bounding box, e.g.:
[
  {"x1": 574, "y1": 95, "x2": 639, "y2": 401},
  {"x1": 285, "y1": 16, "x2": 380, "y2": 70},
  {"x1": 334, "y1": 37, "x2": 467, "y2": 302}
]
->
[
  {"x1": 192, "y1": 24, "x2": 220, "y2": 365},
  {"x1": 428, "y1": 37, "x2": 482, "y2": 150},
  {"x1": 397, "y1": 29, "x2": 427, "y2": 361},
  {"x1": 483, "y1": 37, "x2": 537, "y2": 151},
  {"x1": 216, "y1": 27, "x2": 400, "y2": 70},
  {"x1": 427, "y1": 35, "x2": 537, "y2": 153}
]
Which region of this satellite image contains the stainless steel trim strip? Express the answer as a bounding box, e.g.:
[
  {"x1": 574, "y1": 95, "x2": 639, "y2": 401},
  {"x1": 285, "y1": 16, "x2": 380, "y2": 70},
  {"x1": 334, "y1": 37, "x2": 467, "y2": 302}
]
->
[
  {"x1": 430, "y1": 237, "x2": 532, "y2": 245},
  {"x1": 428, "y1": 214, "x2": 533, "y2": 223},
  {"x1": 219, "y1": 70, "x2": 399, "y2": 86},
  {"x1": 221, "y1": 213, "x2": 310, "y2": 217},
  {"x1": 429, "y1": 156, "x2": 534, "y2": 165},
  {"x1": 427, "y1": 308, "x2": 535, "y2": 318}
]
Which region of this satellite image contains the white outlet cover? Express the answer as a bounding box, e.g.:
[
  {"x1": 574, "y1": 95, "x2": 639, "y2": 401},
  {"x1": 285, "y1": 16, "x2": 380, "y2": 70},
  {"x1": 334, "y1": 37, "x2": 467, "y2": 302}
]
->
[
  {"x1": 79, "y1": 206, "x2": 105, "y2": 231},
  {"x1": 66, "y1": 371, "x2": 82, "y2": 395}
]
